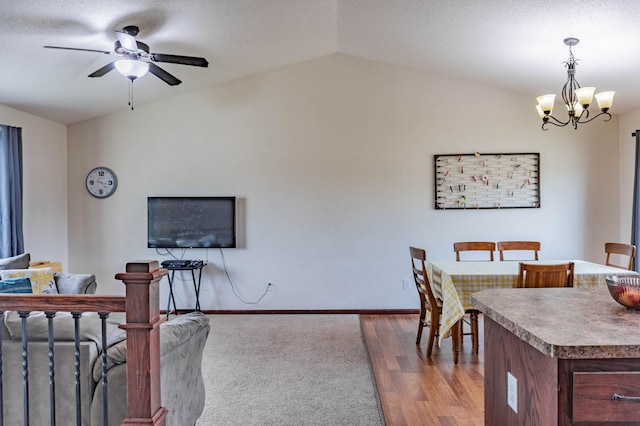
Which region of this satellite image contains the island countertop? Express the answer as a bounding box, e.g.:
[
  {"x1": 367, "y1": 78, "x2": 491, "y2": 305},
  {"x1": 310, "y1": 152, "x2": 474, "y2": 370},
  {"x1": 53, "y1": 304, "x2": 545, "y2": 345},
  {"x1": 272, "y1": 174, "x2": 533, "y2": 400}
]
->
[{"x1": 471, "y1": 286, "x2": 640, "y2": 359}]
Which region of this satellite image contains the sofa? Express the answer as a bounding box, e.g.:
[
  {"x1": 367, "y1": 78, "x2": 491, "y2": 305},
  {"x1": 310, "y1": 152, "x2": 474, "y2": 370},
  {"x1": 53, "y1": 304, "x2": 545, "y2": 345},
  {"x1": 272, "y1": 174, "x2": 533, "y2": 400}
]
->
[{"x1": 0, "y1": 253, "x2": 210, "y2": 426}]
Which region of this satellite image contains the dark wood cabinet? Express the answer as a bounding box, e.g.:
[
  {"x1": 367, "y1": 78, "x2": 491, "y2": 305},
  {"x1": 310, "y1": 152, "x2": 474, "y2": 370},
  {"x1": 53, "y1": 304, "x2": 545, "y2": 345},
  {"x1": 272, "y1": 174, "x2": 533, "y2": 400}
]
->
[
  {"x1": 473, "y1": 287, "x2": 640, "y2": 426},
  {"x1": 484, "y1": 315, "x2": 640, "y2": 425}
]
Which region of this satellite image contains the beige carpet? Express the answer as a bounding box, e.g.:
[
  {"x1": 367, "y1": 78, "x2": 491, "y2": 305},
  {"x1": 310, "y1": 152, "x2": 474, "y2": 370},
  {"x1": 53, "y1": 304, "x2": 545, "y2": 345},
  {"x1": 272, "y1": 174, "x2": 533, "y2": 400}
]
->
[{"x1": 196, "y1": 314, "x2": 384, "y2": 426}]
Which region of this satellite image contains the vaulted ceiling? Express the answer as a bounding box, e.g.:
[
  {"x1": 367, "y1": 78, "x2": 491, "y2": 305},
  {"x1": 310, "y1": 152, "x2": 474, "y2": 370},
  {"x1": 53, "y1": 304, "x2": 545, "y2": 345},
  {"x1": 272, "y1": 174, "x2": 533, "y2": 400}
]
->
[{"x1": 2, "y1": 0, "x2": 639, "y2": 125}]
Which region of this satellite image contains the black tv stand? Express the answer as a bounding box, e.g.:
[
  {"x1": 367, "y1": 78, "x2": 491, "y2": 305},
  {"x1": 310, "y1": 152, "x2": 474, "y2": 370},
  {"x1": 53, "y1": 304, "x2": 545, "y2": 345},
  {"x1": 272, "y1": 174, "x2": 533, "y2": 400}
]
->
[{"x1": 161, "y1": 260, "x2": 207, "y2": 318}]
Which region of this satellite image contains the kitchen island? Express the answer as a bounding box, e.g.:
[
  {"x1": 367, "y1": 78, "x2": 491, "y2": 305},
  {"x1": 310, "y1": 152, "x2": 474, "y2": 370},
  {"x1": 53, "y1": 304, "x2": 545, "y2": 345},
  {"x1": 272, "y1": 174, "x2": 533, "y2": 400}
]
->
[{"x1": 472, "y1": 286, "x2": 640, "y2": 426}]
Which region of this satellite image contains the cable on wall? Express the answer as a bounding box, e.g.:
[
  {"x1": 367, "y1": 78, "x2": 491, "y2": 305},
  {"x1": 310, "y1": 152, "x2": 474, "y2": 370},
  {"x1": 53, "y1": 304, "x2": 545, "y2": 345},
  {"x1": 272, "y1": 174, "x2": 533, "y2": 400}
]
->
[
  {"x1": 218, "y1": 248, "x2": 271, "y2": 304},
  {"x1": 155, "y1": 247, "x2": 271, "y2": 303}
]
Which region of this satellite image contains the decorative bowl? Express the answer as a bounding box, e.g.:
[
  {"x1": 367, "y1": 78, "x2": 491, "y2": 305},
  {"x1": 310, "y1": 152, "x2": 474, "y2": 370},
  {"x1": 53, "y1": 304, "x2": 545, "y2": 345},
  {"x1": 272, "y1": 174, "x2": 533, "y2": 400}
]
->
[{"x1": 606, "y1": 276, "x2": 640, "y2": 310}]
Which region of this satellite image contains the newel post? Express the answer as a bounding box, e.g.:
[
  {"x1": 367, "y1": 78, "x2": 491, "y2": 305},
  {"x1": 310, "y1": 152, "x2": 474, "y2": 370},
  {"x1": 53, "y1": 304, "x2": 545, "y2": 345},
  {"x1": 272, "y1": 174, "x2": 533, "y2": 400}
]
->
[{"x1": 115, "y1": 261, "x2": 168, "y2": 426}]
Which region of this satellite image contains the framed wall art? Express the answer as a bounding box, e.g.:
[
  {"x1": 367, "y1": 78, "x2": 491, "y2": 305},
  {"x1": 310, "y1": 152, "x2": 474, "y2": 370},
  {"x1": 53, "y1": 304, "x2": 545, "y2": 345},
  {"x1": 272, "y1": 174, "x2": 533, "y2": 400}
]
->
[{"x1": 434, "y1": 152, "x2": 540, "y2": 210}]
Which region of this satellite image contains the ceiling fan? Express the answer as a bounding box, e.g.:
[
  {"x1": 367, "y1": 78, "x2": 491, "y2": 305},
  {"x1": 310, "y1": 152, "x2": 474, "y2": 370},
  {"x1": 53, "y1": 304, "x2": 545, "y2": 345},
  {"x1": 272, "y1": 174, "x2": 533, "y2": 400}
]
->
[{"x1": 44, "y1": 25, "x2": 208, "y2": 86}]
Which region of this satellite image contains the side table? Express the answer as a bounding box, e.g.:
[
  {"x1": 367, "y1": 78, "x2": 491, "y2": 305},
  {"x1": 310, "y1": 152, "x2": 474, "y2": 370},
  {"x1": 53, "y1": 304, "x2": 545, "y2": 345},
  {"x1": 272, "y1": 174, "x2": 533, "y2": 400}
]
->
[{"x1": 162, "y1": 260, "x2": 207, "y2": 318}]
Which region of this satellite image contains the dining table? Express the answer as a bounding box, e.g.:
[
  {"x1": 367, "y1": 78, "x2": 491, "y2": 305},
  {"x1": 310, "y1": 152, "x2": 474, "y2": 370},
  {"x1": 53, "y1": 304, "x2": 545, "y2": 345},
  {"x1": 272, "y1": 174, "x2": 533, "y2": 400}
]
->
[{"x1": 425, "y1": 259, "x2": 639, "y2": 363}]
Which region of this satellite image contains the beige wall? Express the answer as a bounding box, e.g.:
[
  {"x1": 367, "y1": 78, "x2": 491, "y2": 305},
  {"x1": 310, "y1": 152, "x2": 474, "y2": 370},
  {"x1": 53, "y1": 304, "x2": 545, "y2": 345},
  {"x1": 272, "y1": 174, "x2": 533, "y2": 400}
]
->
[
  {"x1": 65, "y1": 54, "x2": 619, "y2": 309},
  {"x1": 0, "y1": 104, "x2": 68, "y2": 267}
]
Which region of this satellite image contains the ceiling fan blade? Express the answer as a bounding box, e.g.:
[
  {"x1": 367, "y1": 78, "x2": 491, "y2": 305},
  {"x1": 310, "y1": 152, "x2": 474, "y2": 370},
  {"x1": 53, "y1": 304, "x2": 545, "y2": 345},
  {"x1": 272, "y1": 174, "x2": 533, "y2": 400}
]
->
[
  {"x1": 44, "y1": 45, "x2": 112, "y2": 55},
  {"x1": 150, "y1": 53, "x2": 208, "y2": 68},
  {"x1": 148, "y1": 63, "x2": 182, "y2": 86},
  {"x1": 115, "y1": 31, "x2": 138, "y2": 52},
  {"x1": 88, "y1": 62, "x2": 116, "y2": 78}
]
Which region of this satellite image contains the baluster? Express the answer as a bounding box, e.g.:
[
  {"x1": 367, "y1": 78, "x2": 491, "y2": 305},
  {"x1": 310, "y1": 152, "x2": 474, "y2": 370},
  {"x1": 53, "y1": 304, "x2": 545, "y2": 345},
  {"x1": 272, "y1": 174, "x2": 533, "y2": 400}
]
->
[
  {"x1": 45, "y1": 311, "x2": 56, "y2": 426},
  {"x1": 98, "y1": 312, "x2": 109, "y2": 426},
  {"x1": 19, "y1": 311, "x2": 30, "y2": 426},
  {"x1": 72, "y1": 312, "x2": 82, "y2": 426}
]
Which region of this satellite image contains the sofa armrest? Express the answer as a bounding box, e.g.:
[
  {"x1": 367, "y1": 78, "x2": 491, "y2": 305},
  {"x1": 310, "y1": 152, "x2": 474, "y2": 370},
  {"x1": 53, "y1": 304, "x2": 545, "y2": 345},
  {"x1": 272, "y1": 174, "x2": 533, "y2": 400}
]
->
[
  {"x1": 91, "y1": 312, "x2": 210, "y2": 382},
  {"x1": 90, "y1": 312, "x2": 210, "y2": 426},
  {"x1": 54, "y1": 272, "x2": 97, "y2": 294}
]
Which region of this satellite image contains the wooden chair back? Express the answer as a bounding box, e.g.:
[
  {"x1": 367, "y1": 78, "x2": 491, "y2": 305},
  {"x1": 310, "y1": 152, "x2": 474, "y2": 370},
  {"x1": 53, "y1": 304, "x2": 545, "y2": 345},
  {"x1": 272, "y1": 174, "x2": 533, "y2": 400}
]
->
[
  {"x1": 409, "y1": 246, "x2": 442, "y2": 355},
  {"x1": 497, "y1": 241, "x2": 540, "y2": 261},
  {"x1": 517, "y1": 262, "x2": 574, "y2": 288},
  {"x1": 410, "y1": 247, "x2": 439, "y2": 309},
  {"x1": 605, "y1": 242, "x2": 636, "y2": 270},
  {"x1": 453, "y1": 241, "x2": 495, "y2": 261}
]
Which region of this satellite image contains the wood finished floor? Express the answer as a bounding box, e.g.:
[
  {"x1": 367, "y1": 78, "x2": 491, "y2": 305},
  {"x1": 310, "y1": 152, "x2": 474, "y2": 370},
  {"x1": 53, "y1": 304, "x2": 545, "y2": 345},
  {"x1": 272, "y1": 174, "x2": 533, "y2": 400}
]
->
[{"x1": 361, "y1": 314, "x2": 485, "y2": 426}]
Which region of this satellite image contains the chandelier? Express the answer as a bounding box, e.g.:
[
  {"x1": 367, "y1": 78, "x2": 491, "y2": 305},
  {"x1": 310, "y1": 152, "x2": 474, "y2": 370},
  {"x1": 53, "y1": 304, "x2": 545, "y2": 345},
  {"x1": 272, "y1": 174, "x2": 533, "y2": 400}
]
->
[{"x1": 535, "y1": 38, "x2": 614, "y2": 131}]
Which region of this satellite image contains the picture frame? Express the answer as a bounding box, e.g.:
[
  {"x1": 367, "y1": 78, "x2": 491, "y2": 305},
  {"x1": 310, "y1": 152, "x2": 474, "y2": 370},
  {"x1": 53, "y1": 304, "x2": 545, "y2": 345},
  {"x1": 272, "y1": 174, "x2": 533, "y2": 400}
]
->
[{"x1": 434, "y1": 152, "x2": 540, "y2": 209}]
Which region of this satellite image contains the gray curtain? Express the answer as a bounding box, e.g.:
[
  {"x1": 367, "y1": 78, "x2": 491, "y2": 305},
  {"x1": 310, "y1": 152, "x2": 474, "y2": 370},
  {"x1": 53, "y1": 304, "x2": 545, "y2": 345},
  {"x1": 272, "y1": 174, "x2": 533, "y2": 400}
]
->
[
  {"x1": 632, "y1": 130, "x2": 640, "y2": 271},
  {"x1": 0, "y1": 124, "x2": 24, "y2": 258}
]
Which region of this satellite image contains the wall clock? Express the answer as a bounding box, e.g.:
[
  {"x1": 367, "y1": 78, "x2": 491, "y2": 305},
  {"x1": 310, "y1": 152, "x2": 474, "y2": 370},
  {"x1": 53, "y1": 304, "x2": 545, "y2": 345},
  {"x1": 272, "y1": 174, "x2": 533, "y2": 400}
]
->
[{"x1": 86, "y1": 166, "x2": 118, "y2": 198}]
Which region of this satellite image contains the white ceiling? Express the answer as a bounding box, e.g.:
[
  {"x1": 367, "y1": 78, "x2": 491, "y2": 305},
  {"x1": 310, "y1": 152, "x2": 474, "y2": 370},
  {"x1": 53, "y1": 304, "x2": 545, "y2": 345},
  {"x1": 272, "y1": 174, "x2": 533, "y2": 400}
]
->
[{"x1": 2, "y1": 0, "x2": 640, "y2": 125}]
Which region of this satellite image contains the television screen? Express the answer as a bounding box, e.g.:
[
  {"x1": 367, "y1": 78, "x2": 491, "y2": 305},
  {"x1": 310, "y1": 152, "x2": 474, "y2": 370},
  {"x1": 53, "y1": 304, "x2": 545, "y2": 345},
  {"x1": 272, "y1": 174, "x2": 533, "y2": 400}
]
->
[{"x1": 147, "y1": 196, "x2": 236, "y2": 248}]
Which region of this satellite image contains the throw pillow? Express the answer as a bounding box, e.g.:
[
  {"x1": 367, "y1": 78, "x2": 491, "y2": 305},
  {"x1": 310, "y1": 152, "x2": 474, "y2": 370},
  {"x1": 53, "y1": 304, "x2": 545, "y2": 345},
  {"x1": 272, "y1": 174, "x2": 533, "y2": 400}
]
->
[
  {"x1": 0, "y1": 268, "x2": 58, "y2": 294},
  {"x1": 53, "y1": 272, "x2": 97, "y2": 294},
  {"x1": 0, "y1": 253, "x2": 30, "y2": 270},
  {"x1": 0, "y1": 277, "x2": 33, "y2": 294}
]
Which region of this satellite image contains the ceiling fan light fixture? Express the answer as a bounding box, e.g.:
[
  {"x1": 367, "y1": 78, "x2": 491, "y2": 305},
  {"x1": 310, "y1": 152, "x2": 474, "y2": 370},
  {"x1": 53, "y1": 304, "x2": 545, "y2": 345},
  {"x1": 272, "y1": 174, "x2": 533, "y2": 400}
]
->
[{"x1": 115, "y1": 59, "x2": 149, "y2": 80}]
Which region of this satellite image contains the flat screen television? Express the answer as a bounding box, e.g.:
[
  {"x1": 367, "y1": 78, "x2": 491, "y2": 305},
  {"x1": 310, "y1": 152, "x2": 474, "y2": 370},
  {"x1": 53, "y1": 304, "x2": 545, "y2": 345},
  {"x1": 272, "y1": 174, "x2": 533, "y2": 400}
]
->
[{"x1": 147, "y1": 196, "x2": 236, "y2": 248}]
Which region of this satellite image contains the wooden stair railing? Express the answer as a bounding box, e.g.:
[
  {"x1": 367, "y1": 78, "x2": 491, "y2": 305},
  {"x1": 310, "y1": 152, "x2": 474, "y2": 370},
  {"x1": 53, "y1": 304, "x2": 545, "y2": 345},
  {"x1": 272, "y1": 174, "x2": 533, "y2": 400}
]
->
[{"x1": 0, "y1": 260, "x2": 168, "y2": 426}]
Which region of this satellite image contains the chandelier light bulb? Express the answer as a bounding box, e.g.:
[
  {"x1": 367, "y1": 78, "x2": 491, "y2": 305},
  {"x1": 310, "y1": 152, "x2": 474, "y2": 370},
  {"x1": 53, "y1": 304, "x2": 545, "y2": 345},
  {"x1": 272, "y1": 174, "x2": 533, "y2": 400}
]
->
[
  {"x1": 595, "y1": 91, "x2": 615, "y2": 111},
  {"x1": 536, "y1": 94, "x2": 555, "y2": 114},
  {"x1": 575, "y1": 87, "x2": 595, "y2": 107},
  {"x1": 573, "y1": 102, "x2": 584, "y2": 117}
]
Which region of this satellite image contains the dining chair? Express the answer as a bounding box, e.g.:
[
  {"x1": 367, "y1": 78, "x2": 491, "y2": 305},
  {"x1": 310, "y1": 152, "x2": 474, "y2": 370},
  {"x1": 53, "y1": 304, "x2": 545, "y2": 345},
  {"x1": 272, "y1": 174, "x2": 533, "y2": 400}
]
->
[
  {"x1": 453, "y1": 241, "x2": 496, "y2": 261},
  {"x1": 605, "y1": 242, "x2": 636, "y2": 270},
  {"x1": 410, "y1": 247, "x2": 441, "y2": 356},
  {"x1": 497, "y1": 241, "x2": 540, "y2": 261},
  {"x1": 451, "y1": 241, "x2": 488, "y2": 354},
  {"x1": 410, "y1": 247, "x2": 479, "y2": 357},
  {"x1": 517, "y1": 262, "x2": 575, "y2": 288}
]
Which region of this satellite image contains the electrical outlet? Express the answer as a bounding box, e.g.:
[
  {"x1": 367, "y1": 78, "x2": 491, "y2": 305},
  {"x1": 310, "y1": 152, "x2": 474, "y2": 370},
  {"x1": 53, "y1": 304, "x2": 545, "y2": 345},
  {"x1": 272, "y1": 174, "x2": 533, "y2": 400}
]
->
[
  {"x1": 403, "y1": 279, "x2": 412, "y2": 290},
  {"x1": 507, "y1": 371, "x2": 518, "y2": 413}
]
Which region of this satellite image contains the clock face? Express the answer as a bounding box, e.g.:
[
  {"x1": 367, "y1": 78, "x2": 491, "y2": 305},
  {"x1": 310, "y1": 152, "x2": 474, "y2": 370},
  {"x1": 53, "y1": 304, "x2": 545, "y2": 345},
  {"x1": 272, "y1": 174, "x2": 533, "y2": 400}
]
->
[{"x1": 86, "y1": 167, "x2": 118, "y2": 198}]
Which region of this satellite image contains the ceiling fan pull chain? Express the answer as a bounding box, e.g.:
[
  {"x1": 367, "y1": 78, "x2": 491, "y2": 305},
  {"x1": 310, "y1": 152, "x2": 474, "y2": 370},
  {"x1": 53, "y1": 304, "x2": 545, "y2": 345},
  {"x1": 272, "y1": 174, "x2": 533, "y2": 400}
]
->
[{"x1": 129, "y1": 78, "x2": 135, "y2": 110}]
